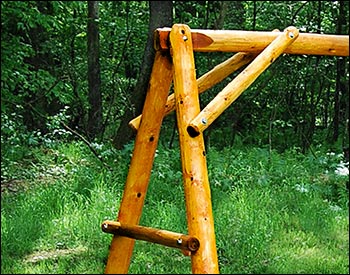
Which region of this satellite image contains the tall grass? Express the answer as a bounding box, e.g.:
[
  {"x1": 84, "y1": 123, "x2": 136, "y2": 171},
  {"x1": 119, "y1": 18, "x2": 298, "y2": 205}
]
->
[{"x1": 1, "y1": 141, "x2": 348, "y2": 274}]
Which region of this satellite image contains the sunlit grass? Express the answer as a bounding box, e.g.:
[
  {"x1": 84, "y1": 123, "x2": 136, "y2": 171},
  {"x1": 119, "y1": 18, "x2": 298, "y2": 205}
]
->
[{"x1": 1, "y1": 141, "x2": 348, "y2": 274}]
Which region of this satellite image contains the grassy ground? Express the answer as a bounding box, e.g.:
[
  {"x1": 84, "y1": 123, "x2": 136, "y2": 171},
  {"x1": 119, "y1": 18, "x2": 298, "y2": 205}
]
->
[{"x1": 1, "y1": 141, "x2": 349, "y2": 274}]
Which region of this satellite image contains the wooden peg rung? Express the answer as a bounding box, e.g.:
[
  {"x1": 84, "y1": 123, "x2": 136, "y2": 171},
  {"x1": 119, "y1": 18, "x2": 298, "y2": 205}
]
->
[{"x1": 102, "y1": 220, "x2": 200, "y2": 253}]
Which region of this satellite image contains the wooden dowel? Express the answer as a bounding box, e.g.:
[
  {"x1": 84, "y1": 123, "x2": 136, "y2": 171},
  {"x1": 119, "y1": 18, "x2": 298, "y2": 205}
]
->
[
  {"x1": 155, "y1": 26, "x2": 349, "y2": 56},
  {"x1": 128, "y1": 51, "x2": 257, "y2": 131},
  {"x1": 102, "y1": 220, "x2": 200, "y2": 252},
  {"x1": 187, "y1": 26, "x2": 299, "y2": 137}
]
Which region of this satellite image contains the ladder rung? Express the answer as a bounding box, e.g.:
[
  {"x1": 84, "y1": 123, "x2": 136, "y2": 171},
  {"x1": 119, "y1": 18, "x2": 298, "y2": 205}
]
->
[{"x1": 101, "y1": 220, "x2": 200, "y2": 253}]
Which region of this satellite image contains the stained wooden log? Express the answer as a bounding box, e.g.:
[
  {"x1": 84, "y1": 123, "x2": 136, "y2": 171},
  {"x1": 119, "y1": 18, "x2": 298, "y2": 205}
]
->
[
  {"x1": 170, "y1": 24, "x2": 219, "y2": 274},
  {"x1": 102, "y1": 220, "x2": 200, "y2": 252},
  {"x1": 129, "y1": 51, "x2": 257, "y2": 131},
  {"x1": 187, "y1": 26, "x2": 299, "y2": 137},
  {"x1": 104, "y1": 51, "x2": 173, "y2": 274},
  {"x1": 155, "y1": 26, "x2": 349, "y2": 56}
]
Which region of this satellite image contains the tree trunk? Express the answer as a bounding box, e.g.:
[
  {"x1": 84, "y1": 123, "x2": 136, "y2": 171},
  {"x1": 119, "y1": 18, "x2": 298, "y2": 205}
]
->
[
  {"x1": 332, "y1": 1, "x2": 347, "y2": 144},
  {"x1": 214, "y1": 1, "x2": 228, "y2": 29},
  {"x1": 87, "y1": 1, "x2": 102, "y2": 140},
  {"x1": 112, "y1": 1, "x2": 173, "y2": 149},
  {"x1": 301, "y1": 1, "x2": 322, "y2": 153}
]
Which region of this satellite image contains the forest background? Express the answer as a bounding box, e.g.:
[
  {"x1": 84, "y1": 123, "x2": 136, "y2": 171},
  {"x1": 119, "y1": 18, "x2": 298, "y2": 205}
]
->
[
  {"x1": 1, "y1": 1, "x2": 349, "y2": 153},
  {"x1": 1, "y1": 1, "x2": 349, "y2": 274}
]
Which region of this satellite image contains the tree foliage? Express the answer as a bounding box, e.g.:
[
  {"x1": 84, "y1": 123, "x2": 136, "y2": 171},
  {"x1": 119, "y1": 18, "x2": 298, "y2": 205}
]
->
[{"x1": 1, "y1": 1, "x2": 349, "y2": 156}]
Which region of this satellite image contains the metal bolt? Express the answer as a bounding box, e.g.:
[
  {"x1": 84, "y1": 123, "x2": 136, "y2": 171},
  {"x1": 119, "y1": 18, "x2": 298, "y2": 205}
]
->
[
  {"x1": 288, "y1": 32, "x2": 294, "y2": 39},
  {"x1": 177, "y1": 238, "x2": 183, "y2": 245},
  {"x1": 201, "y1": 117, "x2": 207, "y2": 125},
  {"x1": 183, "y1": 35, "x2": 188, "y2": 41}
]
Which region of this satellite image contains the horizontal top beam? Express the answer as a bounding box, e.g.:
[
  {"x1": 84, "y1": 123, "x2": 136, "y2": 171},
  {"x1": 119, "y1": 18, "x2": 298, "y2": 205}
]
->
[{"x1": 154, "y1": 27, "x2": 349, "y2": 57}]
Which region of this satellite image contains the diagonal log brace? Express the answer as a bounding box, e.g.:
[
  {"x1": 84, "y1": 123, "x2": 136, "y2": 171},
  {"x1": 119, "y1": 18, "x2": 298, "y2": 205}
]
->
[{"x1": 187, "y1": 26, "x2": 300, "y2": 137}]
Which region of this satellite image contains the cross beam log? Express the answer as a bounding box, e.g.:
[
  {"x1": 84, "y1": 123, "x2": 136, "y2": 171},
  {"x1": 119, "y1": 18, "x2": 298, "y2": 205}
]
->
[{"x1": 154, "y1": 27, "x2": 349, "y2": 56}]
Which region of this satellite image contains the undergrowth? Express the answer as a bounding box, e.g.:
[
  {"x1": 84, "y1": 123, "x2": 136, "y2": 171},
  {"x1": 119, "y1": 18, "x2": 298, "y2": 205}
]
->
[{"x1": 1, "y1": 141, "x2": 349, "y2": 274}]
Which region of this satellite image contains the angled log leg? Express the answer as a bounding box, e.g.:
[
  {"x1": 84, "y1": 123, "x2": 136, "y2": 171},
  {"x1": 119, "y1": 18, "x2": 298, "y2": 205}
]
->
[
  {"x1": 170, "y1": 24, "x2": 219, "y2": 274},
  {"x1": 104, "y1": 50, "x2": 173, "y2": 274}
]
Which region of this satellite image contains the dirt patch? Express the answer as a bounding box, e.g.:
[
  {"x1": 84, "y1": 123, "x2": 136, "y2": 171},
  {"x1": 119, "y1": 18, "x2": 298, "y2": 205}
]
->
[
  {"x1": 24, "y1": 247, "x2": 88, "y2": 263},
  {"x1": 1, "y1": 179, "x2": 30, "y2": 194}
]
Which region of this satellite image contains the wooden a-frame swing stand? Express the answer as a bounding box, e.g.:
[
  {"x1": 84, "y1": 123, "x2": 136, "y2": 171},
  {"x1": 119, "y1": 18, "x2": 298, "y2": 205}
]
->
[{"x1": 101, "y1": 24, "x2": 349, "y2": 274}]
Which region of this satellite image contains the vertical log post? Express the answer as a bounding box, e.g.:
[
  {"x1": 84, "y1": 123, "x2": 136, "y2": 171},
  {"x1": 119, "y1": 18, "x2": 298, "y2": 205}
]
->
[
  {"x1": 170, "y1": 24, "x2": 219, "y2": 274},
  {"x1": 104, "y1": 51, "x2": 173, "y2": 274}
]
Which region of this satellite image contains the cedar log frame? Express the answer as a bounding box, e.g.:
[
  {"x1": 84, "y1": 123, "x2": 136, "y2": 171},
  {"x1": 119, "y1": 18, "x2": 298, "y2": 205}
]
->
[{"x1": 103, "y1": 24, "x2": 349, "y2": 274}]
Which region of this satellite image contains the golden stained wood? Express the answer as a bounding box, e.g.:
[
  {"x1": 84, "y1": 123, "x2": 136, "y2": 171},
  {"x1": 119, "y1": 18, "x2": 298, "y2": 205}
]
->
[
  {"x1": 102, "y1": 220, "x2": 200, "y2": 252},
  {"x1": 170, "y1": 24, "x2": 219, "y2": 274},
  {"x1": 104, "y1": 51, "x2": 173, "y2": 274},
  {"x1": 155, "y1": 27, "x2": 349, "y2": 56},
  {"x1": 105, "y1": 23, "x2": 349, "y2": 274},
  {"x1": 129, "y1": 51, "x2": 257, "y2": 131},
  {"x1": 187, "y1": 26, "x2": 299, "y2": 137}
]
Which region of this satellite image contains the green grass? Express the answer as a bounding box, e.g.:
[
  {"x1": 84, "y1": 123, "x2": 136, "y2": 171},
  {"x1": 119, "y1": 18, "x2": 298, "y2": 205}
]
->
[{"x1": 1, "y1": 141, "x2": 349, "y2": 274}]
